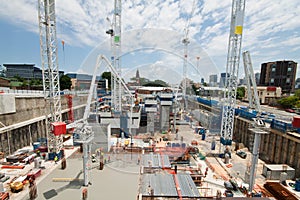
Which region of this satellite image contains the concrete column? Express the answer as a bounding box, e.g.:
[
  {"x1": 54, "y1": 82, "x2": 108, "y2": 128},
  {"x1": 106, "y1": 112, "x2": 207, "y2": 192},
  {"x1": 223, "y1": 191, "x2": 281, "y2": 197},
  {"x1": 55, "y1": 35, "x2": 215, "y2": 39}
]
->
[
  {"x1": 281, "y1": 137, "x2": 288, "y2": 164},
  {"x1": 269, "y1": 133, "x2": 276, "y2": 162},
  {"x1": 295, "y1": 144, "x2": 300, "y2": 168},
  {"x1": 264, "y1": 133, "x2": 270, "y2": 155},
  {"x1": 274, "y1": 135, "x2": 282, "y2": 164},
  {"x1": 248, "y1": 130, "x2": 255, "y2": 152},
  {"x1": 159, "y1": 106, "x2": 170, "y2": 131},
  {"x1": 287, "y1": 140, "x2": 296, "y2": 166},
  {"x1": 147, "y1": 113, "x2": 155, "y2": 134},
  {"x1": 296, "y1": 152, "x2": 300, "y2": 178},
  {"x1": 260, "y1": 133, "x2": 265, "y2": 156}
]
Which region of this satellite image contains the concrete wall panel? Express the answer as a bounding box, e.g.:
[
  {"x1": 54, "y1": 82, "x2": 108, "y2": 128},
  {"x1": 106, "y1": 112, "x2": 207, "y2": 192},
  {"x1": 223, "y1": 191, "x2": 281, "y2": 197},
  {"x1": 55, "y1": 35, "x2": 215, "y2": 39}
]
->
[{"x1": 0, "y1": 94, "x2": 16, "y2": 114}]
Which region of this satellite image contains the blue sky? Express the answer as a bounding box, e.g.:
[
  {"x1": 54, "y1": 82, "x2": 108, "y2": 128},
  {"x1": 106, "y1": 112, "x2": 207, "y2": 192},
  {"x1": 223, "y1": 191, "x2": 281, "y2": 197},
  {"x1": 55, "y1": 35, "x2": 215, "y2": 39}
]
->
[{"x1": 0, "y1": 0, "x2": 300, "y2": 84}]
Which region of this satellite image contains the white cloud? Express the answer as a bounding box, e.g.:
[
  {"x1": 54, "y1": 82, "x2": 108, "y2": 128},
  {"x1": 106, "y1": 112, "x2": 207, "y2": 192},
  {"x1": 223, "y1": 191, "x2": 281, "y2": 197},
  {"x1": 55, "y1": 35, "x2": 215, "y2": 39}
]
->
[{"x1": 1, "y1": 0, "x2": 300, "y2": 82}]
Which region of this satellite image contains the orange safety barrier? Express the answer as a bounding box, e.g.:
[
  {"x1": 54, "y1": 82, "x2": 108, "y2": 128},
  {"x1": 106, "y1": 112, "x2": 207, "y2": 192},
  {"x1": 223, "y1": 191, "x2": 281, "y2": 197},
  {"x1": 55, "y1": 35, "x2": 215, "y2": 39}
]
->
[
  {"x1": 1, "y1": 165, "x2": 25, "y2": 169},
  {"x1": 226, "y1": 163, "x2": 233, "y2": 168}
]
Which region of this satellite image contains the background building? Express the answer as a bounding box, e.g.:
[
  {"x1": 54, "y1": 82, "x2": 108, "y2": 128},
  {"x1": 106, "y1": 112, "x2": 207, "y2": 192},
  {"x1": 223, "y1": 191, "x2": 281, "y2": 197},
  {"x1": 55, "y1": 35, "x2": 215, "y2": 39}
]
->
[
  {"x1": 4, "y1": 64, "x2": 36, "y2": 79},
  {"x1": 219, "y1": 72, "x2": 229, "y2": 88},
  {"x1": 255, "y1": 72, "x2": 260, "y2": 85},
  {"x1": 244, "y1": 86, "x2": 281, "y2": 105},
  {"x1": 200, "y1": 78, "x2": 204, "y2": 84},
  {"x1": 209, "y1": 74, "x2": 218, "y2": 87},
  {"x1": 295, "y1": 78, "x2": 300, "y2": 90},
  {"x1": 259, "y1": 61, "x2": 297, "y2": 94},
  {"x1": 3, "y1": 63, "x2": 64, "y2": 80},
  {"x1": 66, "y1": 73, "x2": 102, "y2": 90}
]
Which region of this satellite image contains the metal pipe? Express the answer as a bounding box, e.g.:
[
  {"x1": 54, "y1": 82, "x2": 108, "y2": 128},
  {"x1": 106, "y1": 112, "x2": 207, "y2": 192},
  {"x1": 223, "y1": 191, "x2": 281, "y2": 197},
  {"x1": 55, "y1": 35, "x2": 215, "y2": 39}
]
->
[
  {"x1": 83, "y1": 142, "x2": 89, "y2": 186},
  {"x1": 249, "y1": 131, "x2": 260, "y2": 192}
]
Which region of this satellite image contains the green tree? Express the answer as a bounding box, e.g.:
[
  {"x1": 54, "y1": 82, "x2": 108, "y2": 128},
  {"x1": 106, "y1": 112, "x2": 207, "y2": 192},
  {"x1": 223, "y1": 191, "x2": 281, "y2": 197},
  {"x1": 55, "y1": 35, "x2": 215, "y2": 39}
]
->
[
  {"x1": 13, "y1": 75, "x2": 24, "y2": 82},
  {"x1": 236, "y1": 87, "x2": 245, "y2": 99},
  {"x1": 192, "y1": 84, "x2": 199, "y2": 95},
  {"x1": 277, "y1": 96, "x2": 299, "y2": 109},
  {"x1": 30, "y1": 79, "x2": 42, "y2": 86},
  {"x1": 153, "y1": 79, "x2": 169, "y2": 87},
  {"x1": 101, "y1": 72, "x2": 111, "y2": 90},
  {"x1": 139, "y1": 77, "x2": 150, "y2": 85},
  {"x1": 143, "y1": 82, "x2": 165, "y2": 87},
  {"x1": 294, "y1": 89, "x2": 300, "y2": 98},
  {"x1": 60, "y1": 75, "x2": 72, "y2": 90}
]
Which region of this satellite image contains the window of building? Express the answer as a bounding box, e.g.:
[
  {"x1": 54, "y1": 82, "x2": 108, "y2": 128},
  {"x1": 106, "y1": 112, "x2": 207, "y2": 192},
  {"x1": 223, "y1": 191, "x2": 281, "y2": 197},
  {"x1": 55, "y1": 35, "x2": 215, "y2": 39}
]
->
[
  {"x1": 270, "y1": 78, "x2": 274, "y2": 83},
  {"x1": 286, "y1": 78, "x2": 290, "y2": 83},
  {"x1": 272, "y1": 67, "x2": 276, "y2": 72},
  {"x1": 288, "y1": 67, "x2": 292, "y2": 72}
]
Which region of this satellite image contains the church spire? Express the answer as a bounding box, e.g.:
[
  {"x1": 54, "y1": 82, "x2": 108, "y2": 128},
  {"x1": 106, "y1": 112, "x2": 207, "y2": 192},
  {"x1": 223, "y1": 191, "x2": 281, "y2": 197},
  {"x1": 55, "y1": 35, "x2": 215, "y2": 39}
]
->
[{"x1": 136, "y1": 69, "x2": 140, "y2": 85}]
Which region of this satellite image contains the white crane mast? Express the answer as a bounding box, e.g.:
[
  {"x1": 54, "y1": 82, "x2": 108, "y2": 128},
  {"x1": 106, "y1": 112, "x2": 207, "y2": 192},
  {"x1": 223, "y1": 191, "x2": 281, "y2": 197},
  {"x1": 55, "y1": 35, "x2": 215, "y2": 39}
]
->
[
  {"x1": 111, "y1": 0, "x2": 122, "y2": 112},
  {"x1": 76, "y1": 54, "x2": 134, "y2": 186},
  {"x1": 243, "y1": 51, "x2": 267, "y2": 193},
  {"x1": 38, "y1": 0, "x2": 63, "y2": 153},
  {"x1": 182, "y1": 0, "x2": 196, "y2": 110},
  {"x1": 220, "y1": 0, "x2": 246, "y2": 145},
  {"x1": 242, "y1": 51, "x2": 261, "y2": 112}
]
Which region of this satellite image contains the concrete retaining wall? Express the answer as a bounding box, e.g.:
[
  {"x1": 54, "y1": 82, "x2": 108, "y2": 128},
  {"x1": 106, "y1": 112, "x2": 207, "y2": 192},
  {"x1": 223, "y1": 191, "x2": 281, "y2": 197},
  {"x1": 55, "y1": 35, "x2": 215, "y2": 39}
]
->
[
  {"x1": 188, "y1": 98, "x2": 300, "y2": 178},
  {"x1": 233, "y1": 117, "x2": 300, "y2": 178},
  {"x1": 0, "y1": 94, "x2": 87, "y2": 155}
]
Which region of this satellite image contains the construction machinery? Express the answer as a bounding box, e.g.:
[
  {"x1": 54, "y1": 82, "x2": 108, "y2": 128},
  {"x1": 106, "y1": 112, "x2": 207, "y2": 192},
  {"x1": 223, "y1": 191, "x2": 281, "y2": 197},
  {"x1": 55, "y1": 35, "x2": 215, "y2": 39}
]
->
[
  {"x1": 38, "y1": 0, "x2": 66, "y2": 155},
  {"x1": 220, "y1": 0, "x2": 246, "y2": 146}
]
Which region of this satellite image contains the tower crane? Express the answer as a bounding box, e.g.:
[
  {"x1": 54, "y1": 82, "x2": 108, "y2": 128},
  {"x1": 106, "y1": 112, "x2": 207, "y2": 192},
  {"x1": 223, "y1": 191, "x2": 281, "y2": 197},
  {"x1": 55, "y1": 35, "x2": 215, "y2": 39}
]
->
[
  {"x1": 182, "y1": 0, "x2": 197, "y2": 110},
  {"x1": 38, "y1": 0, "x2": 65, "y2": 154},
  {"x1": 111, "y1": 0, "x2": 122, "y2": 112},
  {"x1": 220, "y1": 0, "x2": 246, "y2": 146}
]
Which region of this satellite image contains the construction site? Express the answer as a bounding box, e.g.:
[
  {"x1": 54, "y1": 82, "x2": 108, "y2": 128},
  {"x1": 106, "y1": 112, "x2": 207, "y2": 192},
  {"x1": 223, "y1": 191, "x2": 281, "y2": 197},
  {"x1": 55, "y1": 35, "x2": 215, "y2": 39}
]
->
[{"x1": 0, "y1": 0, "x2": 300, "y2": 200}]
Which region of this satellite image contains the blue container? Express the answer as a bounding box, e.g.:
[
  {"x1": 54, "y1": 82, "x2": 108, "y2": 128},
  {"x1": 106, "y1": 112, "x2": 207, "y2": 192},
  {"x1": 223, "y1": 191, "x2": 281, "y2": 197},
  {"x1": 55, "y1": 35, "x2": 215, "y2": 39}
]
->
[
  {"x1": 252, "y1": 192, "x2": 262, "y2": 197},
  {"x1": 199, "y1": 128, "x2": 205, "y2": 134},
  {"x1": 202, "y1": 133, "x2": 206, "y2": 140},
  {"x1": 295, "y1": 179, "x2": 300, "y2": 191},
  {"x1": 211, "y1": 140, "x2": 216, "y2": 150},
  {"x1": 48, "y1": 150, "x2": 63, "y2": 161},
  {"x1": 33, "y1": 142, "x2": 41, "y2": 150},
  {"x1": 195, "y1": 128, "x2": 198, "y2": 134},
  {"x1": 37, "y1": 137, "x2": 47, "y2": 144}
]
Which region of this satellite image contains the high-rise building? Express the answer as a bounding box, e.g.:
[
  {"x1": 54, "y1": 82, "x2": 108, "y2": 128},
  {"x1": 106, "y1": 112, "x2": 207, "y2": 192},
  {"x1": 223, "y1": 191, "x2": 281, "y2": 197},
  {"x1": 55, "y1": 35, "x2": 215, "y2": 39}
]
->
[
  {"x1": 219, "y1": 73, "x2": 229, "y2": 88},
  {"x1": 201, "y1": 78, "x2": 204, "y2": 84},
  {"x1": 255, "y1": 73, "x2": 260, "y2": 85},
  {"x1": 209, "y1": 74, "x2": 218, "y2": 87},
  {"x1": 259, "y1": 61, "x2": 297, "y2": 94}
]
